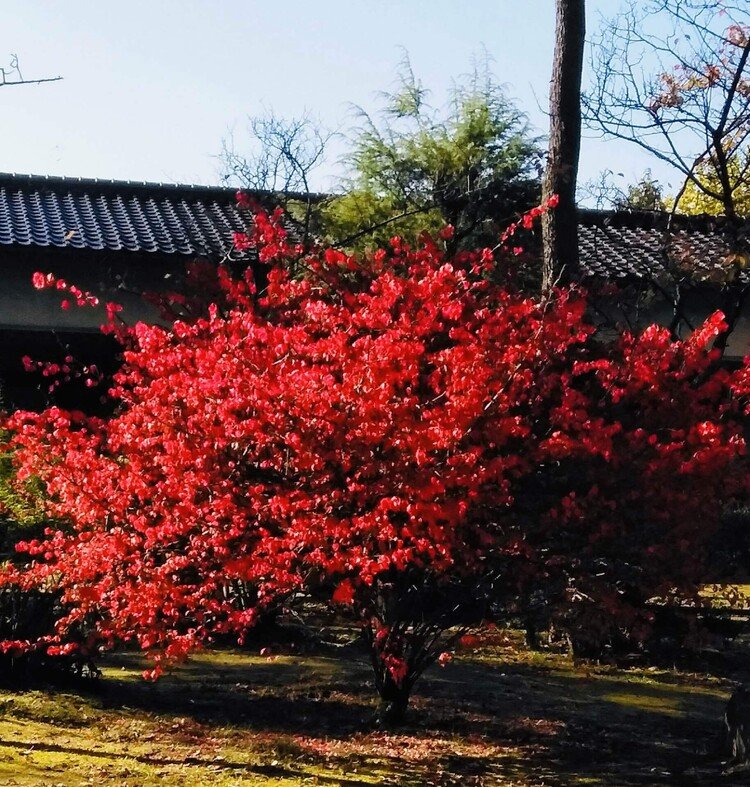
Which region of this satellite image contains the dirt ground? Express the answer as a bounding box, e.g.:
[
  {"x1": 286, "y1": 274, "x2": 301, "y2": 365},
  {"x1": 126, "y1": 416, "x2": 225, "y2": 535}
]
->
[{"x1": 0, "y1": 630, "x2": 744, "y2": 786}]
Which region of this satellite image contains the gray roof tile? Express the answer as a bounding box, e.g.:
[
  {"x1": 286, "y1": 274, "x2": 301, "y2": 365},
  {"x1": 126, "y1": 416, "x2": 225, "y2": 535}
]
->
[
  {"x1": 577, "y1": 209, "x2": 750, "y2": 284},
  {"x1": 1, "y1": 176, "x2": 743, "y2": 286},
  {"x1": 0, "y1": 173, "x2": 308, "y2": 258}
]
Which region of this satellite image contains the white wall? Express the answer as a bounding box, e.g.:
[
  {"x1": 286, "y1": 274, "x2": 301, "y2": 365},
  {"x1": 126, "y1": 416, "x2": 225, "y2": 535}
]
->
[{"x1": 0, "y1": 250, "x2": 185, "y2": 332}]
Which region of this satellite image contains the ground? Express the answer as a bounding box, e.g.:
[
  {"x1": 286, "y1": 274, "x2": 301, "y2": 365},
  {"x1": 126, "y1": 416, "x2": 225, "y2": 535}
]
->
[{"x1": 0, "y1": 631, "x2": 743, "y2": 786}]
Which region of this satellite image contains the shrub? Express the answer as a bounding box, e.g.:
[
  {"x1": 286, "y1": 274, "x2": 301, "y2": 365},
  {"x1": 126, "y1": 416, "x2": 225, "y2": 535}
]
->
[{"x1": 1, "y1": 202, "x2": 748, "y2": 723}]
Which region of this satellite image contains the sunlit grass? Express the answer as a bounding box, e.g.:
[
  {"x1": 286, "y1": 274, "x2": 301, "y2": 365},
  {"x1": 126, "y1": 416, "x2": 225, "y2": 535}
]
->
[{"x1": 0, "y1": 636, "x2": 737, "y2": 785}]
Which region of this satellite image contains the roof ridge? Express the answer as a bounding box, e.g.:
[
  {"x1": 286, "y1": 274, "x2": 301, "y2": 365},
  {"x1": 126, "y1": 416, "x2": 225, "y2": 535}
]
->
[
  {"x1": 578, "y1": 206, "x2": 749, "y2": 231},
  {"x1": 0, "y1": 172, "x2": 329, "y2": 202}
]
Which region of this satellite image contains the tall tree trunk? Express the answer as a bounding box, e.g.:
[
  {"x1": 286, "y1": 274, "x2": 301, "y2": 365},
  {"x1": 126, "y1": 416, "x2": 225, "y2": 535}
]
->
[{"x1": 542, "y1": 0, "x2": 586, "y2": 292}]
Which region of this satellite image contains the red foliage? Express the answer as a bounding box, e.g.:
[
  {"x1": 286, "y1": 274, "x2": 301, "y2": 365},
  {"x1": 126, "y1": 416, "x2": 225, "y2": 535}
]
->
[
  {"x1": 509, "y1": 311, "x2": 750, "y2": 653},
  {"x1": 1, "y1": 202, "x2": 749, "y2": 702}
]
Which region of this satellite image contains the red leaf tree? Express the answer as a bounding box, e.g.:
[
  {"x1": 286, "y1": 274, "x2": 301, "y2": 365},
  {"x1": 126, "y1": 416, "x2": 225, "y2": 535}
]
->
[
  {"x1": 1, "y1": 205, "x2": 748, "y2": 723},
  {"x1": 509, "y1": 312, "x2": 750, "y2": 655}
]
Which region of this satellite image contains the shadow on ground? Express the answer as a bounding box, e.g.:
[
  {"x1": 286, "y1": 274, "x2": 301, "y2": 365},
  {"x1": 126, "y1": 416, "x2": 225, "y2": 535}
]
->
[{"x1": 71, "y1": 639, "x2": 743, "y2": 786}]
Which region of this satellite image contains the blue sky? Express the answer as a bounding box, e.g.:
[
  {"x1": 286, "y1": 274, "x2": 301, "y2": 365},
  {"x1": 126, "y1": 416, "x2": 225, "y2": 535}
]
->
[{"x1": 2, "y1": 1, "x2": 677, "y2": 195}]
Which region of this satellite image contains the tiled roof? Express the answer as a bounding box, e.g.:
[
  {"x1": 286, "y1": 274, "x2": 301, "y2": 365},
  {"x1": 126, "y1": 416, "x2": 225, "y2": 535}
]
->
[
  {"x1": 0, "y1": 175, "x2": 745, "y2": 283},
  {"x1": 577, "y1": 208, "x2": 750, "y2": 283},
  {"x1": 0, "y1": 173, "x2": 309, "y2": 257}
]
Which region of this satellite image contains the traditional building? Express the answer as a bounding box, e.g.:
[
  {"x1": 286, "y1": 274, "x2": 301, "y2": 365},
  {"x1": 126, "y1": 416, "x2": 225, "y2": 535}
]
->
[
  {"x1": 577, "y1": 208, "x2": 750, "y2": 361},
  {"x1": 0, "y1": 173, "x2": 293, "y2": 408},
  {"x1": 0, "y1": 172, "x2": 747, "y2": 409}
]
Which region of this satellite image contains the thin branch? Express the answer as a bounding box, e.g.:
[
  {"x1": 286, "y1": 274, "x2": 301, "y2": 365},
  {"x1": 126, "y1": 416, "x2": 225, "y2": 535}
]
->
[
  {"x1": 0, "y1": 76, "x2": 62, "y2": 87},
  {"x1": 331, "y1": 205, "x2": 431, "y2": 249},
  {"x1": 1, "y1": 54, "x2": 61, "y2": 87}
]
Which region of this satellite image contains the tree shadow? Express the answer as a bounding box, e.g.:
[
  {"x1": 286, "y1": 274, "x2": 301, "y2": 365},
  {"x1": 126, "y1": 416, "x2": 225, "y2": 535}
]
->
[
  {"x1": 48, "y1": 646, "x2": 745, "y2": 785},
  {"x1": 0, "y1": 736, "x2": 375, "y2": 786},
  {"x1": 415, "y1": 657, "x2": 736, "y2": 785},
  {"x1": 98, "y1": 650, "x2": 377, "y2": 735}
]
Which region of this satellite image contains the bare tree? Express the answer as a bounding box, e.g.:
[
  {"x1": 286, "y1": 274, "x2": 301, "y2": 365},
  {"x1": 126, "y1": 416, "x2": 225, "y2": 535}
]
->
[
  {"x1": 542, "y1": 0, "x2": 586, "y2": 292},
  {"x1": 583, "y1": 1, "x2": 750, "y2": 351},
  {"x1": 1, "y1": 53, "x2": 61, "y2": 87},
  {"x1": 221, "y1": 110, "x2": 332, "y2": 244},
  {"x1": 584, "y1": 1, "x2": 750, "y2": 223}
]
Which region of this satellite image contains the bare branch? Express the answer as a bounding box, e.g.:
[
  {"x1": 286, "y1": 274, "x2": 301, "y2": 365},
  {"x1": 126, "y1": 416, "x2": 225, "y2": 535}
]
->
[
  {"x1": 220, "y1": 109, "x2": 334, "y2": 245},
  {"x1": 0, "y1": 54, "x2": 61, "y2": 88},
  {"x1": 584, "y1": 0, "x2": 750, "y2": 356}
]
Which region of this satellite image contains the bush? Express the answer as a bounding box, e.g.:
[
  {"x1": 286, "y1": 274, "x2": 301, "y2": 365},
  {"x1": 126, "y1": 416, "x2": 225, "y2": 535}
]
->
[
  {"x1": 0, "y1": 433, "x2": 97, "y2": 682},
  {"x1": 1, "y1": 202, "x2": 748, "y2": 723}
]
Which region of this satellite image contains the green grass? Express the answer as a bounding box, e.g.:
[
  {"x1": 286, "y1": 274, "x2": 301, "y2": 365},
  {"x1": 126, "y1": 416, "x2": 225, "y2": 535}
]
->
[{"x1": 0, "y1": 632, "x2": 743, "y2": 785}]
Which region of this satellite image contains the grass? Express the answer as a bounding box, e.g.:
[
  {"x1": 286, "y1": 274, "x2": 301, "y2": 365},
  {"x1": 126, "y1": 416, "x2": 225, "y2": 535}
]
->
[{"x1": 0, "y1": 630, "x2": 744, "y2": 786}]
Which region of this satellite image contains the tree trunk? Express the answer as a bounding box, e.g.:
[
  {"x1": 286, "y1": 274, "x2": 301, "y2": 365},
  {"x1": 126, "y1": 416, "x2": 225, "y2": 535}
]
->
[
  {"x1": 542, "y1": 0, "x2": 586, "y2": 293},
  {"x1": 725, "y1": 685, "x2": 750, "y2": 771},
  {"x1": 376, "y1": 679, "x2": 411, "y2": 727}
]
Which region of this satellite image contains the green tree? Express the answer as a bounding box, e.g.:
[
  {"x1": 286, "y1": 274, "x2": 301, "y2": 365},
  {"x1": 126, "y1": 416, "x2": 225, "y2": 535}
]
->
[
  {"x1": 0, "y1": 430, "x2": 48, "y2": 554},
  {"x1": 320, "y1": 56, "x2": 541, "y2": 252},
  {"x1": 615, "y1": 170, "x2": 666, "y2": 211}
]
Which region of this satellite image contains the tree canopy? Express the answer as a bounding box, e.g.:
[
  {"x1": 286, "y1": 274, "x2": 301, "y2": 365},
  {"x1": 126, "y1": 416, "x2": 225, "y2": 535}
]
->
[
  {"x1": 672, "y1": 153, "x2": 750, "y2": 217},
  {"x1": 1, "y1": 200, "x2": 748, "y2": 723},
  {"x1": 585, "y1": 2, "x2": 750, "y2": 222},
  {"x1": 316, "y1": 57, "x2": 541, "y2": 252}
]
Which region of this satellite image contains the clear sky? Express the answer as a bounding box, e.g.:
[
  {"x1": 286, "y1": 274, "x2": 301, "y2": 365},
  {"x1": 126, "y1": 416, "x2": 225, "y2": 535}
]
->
[{"x1": 2, "y1": 1, "x2": 677, "y2": 195}]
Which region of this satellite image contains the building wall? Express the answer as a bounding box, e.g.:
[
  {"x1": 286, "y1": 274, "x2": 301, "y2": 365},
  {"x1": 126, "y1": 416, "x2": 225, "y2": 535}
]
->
[
  {"x1": 0, "y1": 247, "x2": 187, "y2": 332},
  {"x1": 0, "y1": 246, "x2": 194, "y2": 410},
  {"x1": 594, "y1": 285, "x2": 750, "y2": 362},
  {"x1": 729, "y1": 313, "x2": 750, "y2": 359}
]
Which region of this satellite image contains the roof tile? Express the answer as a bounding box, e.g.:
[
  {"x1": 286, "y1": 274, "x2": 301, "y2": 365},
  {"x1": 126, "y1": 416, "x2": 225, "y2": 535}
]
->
[
  {"x1": 3, "y1": 176, "x2": 742, "y2": 286},
  {"x1": 577, "y1": 209, "x2": 750, "y2": 284},
  {"x1": 0, "y1": 173, "x2": 307, "y2": 258}
]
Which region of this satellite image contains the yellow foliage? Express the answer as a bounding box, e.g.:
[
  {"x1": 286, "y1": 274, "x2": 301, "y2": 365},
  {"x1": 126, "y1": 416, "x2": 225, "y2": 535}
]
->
[{"x1": 670, "y1": 156, "x2": 750, "y2": 217}]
